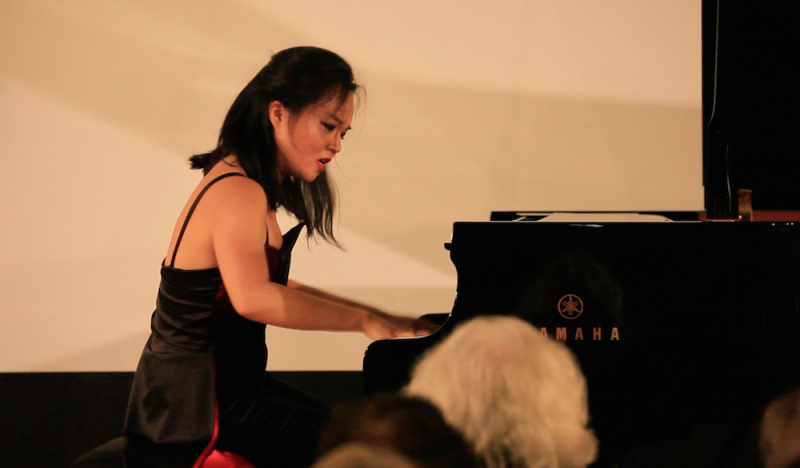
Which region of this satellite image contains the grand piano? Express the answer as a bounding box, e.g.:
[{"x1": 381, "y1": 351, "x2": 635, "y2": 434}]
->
[
  {"x1": 364, "y1": 212, "x2": 800, "y2": 456},
  {"x1": 362, "y1": 0, "x2": 800, "y2": 464}
]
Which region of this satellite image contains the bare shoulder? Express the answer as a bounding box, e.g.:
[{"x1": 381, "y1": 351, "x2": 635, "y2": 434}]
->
[
  {"x1": 203, "y1": 173, "x2": 268, "y2": 215},
  {"x1": 205, "y1": 172, "x2": 263, "y2": 195},
  {"x1": 206, "y1": 173, "x2": 271, "y2": 278}
]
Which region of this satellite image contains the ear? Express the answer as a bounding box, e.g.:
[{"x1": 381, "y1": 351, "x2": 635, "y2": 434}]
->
[{"x1": 268, "y1": 100, "x2": 287, "y2": 129}]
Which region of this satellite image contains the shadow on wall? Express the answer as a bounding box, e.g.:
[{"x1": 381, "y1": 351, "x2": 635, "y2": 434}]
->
[
  {"x1": 0, "y1": 0, "x2": 306, "y2": 153},
  {"x1": 339, "y1": 79, "x2": 701, "y2": 275},
  {"x1": 1, "y1": 0, "x2": 701, "y2": 277}
]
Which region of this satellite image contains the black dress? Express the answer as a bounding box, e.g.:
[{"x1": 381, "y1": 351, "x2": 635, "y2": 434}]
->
[{"x1": 73, "y1": 173, "x2": 329, "y2": 468}]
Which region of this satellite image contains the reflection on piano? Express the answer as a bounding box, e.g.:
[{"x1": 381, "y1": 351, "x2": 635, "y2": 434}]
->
[{"x1": 363, "y1": 211, "x2": 800, "y2": 458}]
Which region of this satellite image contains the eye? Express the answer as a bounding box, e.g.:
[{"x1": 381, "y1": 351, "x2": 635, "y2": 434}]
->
[
  {"x1": 322, "y1": 123, "x2": 336, "y2": 131},
  {"x1": 340, "y1": 132, "x2": 347, "y2": 141}
]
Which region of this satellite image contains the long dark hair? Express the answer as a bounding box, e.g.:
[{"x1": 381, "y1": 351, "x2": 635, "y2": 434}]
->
[{"x1": 189, "y1": 46, "x2": 359, "y2": 244}]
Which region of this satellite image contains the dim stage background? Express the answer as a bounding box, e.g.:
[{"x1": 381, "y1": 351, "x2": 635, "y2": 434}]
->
[{"x1": 0, "y1": 0, "x2": 702, "y2": 372}]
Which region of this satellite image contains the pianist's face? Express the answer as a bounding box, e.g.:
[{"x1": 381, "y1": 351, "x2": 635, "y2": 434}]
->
[{"x1": 272, "y1": 93, "x2": 354, "y2": 182}]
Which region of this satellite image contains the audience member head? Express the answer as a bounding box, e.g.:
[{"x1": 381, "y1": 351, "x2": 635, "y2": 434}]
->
[
  {"x1": 406, "y1": 316, "x2": 597, "y2": 468},
  {"x1": 761, "y1": 387, "x2": 800, "y2": 468},
  {"x1": 317, "y1": 393, "x2": 479, "y2": 468},
  {"x1": 312, "y1": 443, "x2": 416, "y2": 468}
]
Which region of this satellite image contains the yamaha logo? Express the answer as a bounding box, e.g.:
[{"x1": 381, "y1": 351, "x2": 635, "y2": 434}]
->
[
  {"x1": 542, "y1": 293, "x2": 620, "y2": 340},
  {"x1": 558, "y1": 294, "x2": 583, "y2": 319}
]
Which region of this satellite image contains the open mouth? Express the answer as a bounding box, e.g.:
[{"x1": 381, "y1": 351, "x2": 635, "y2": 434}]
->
[{"x1": 317, "y1": 158, "x2": 332, "y2": 171}]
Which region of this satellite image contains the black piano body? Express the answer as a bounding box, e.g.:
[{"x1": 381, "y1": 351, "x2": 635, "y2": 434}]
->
[{"x1": 363, "y1": 212, "x2": 800, "y2": 451}]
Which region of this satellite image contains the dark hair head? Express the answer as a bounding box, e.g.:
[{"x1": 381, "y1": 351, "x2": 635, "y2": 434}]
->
[
  {"x1": 189, "y1": 46, "x2": 360, "y2": 244},
  {"x1": 318, "y1": 394, "x2": 480, "y2": 468}
]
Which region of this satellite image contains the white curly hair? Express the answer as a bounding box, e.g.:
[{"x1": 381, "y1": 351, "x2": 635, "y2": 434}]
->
[{"x1": 405, "y1": 316, "x2": 597, "y2": 468}]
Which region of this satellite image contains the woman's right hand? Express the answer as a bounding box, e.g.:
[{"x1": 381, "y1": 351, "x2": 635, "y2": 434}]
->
[{"x1": 363, "y1": 310, "x2": 438, "y2": 341}]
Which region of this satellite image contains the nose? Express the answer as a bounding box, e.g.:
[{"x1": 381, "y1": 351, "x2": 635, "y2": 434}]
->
[{"x1": 331, "y1": 135, "x2": 341, "y2": 154}]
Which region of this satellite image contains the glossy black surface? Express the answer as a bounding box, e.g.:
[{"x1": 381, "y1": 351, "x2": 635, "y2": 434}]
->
[
  {"x1": 702, "y1": 0, "x2": 800, "y2": 212},
  {"x1": 364, "y1": 220, "x2": 800, "y2": 449}
]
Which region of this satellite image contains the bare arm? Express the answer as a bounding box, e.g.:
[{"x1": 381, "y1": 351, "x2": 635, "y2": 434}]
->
[
  {"x1": 210, "y1": 178, "x2": 428, "y2": 340},
  {"x1": 288, "y1": 280, "x2": 437, "y2": 337},
  {"x1": 287, "y1": 280, "x2": 383, "y2": 315}
]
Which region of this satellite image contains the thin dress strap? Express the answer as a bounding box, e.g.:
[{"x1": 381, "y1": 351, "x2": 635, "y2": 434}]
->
[{"x1": 169, "y1": 172, "x2": 245, "y2": 267}]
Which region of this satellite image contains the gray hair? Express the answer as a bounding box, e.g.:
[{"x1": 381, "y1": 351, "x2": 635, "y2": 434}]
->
[{"x1": 406, "y1": 316, "x2": 597, "y2": 468}]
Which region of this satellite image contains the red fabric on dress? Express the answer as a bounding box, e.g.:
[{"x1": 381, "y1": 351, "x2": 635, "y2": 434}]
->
[{"x1": 202, "y1": 450, "x2": 257, "y2": 468}]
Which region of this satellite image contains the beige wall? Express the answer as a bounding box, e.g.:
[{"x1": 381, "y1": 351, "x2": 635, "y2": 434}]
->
[{"x1": 0, "y1": 0, "x2": 702, "y2": 371}]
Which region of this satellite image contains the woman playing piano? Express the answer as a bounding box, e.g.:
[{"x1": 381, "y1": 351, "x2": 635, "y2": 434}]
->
[{"x1": 73, "y1": 46, "x2": 433, "y2": 468}]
